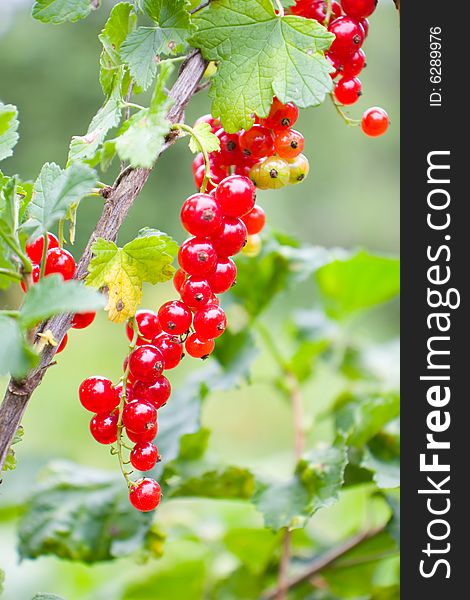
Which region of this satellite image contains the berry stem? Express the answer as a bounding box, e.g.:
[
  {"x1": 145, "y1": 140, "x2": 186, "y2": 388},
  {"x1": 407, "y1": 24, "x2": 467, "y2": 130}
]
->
[
  {"x1": 115, "y1": 316, "x2": 141, "y2": 488},
  {"x1": 39, "y1": 231, "x2": 49, "y2": 279},
  {"x1": 324, "y1": 0, "x2": 333, "y2": 26},
  {"x1": 330, "y1": 94, "x2": 361, "y2": 127},
  {"x1": 0, "y1": 309, "x2": 20, "y2": 318},
  {"x1": 172, "y1": 123, "x2": 215, "y2": 193},
  {"x1": 58, "y1": 219, "x2": 65, "y2": 248},
  {"x1": 0, "y1": 233, "x2": 32, "y2": 275},
  {"x1": 0, "y1": 268, "x2": 22, "y2": 282},
  {"x1": 122, "y1": 102, "x2": 146, "y2": 112}
]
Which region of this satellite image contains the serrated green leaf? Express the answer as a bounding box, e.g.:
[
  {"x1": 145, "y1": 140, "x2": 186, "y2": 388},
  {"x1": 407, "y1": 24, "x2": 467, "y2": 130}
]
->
[
  {"x1": 20, "y1": 275, "x2": 105, "y2": 329},
  {"x1": 32, "y1": 0, "x2": 96, "y2": 24},
  {"x1": 362, "y1": 429, "x2": 400, "y2": 489},
  {"x1": 0, "y1": 102, "x2": 19, "y2": 161},
  {"x1": 167, "y1": 465, "x2": 255, "y2": 500},
  {"x1": 3, "y1": 426, "x2": 24, "y2": 473},
  {"x1": 68, "y1": 70, "x2": 124, "y2": 164},
  {"x1": 316, "y1": 251, "x2": 400, "y2": 320},
  {"x1": 114, "y1": 64, "x2": 173, "y2": 167},
  {"x1": 18, "y1": 461, "x2": 153, "y2": 562},
  {"x1": 188, "y1": 122, "x2": 220, "y2": 154},
  {"x1": 191, "y1": 0, "x2": 334, "y2": 131},
  {"x1": 0, "y1": 316, "x2": 39, "y2": 379},
  {"x1": 0, "y1": 177, "x2": 21, "y2": 280},
  {"x1": 121, "y1": 0, "x2": 192, "y2": 90},
  {"x1": 253, "y1": 443, "x2": 347, "y2": 530},
  {"x1": 86, "y1": 230, "x2": 177, "y2": 323},
  {"x1": 23, "y1": 162, "x2": 96, "y2": 239},
  {"x1": 99, "y1": 2, "x2": 137, "y2": 95}
]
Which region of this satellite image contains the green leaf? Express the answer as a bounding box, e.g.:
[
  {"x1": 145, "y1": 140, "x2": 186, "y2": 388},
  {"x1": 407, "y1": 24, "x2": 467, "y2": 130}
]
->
[
  {"x1": 0, "y1": 316, "x2": 38, "y2": 379},
  {"x1": 362, "y1": 429, "x2": 400, "y2": 489},
  {"x1": 18, "y1": 461, "x2": 153, "y2": 563},
  {"x1": 211, "y1": 329, "x2": 259, "y2": 389},
  {"x1": 334, "y1": 392, "x2": 400, "y2": 447},
  {"x1": 188, "y1": 122, "x2": 220, "y2": 154},
  {"x1": 31, "y1": 595, "x2": 65, "y2": 600},
  {"x1": 99, "y1": 2, "x2": 137, "y2": 95},
  {"x1": 32, "y1": 0, "x2": 96, "y2": 24},
  {"x1": 190, "y1": 0, "x2": 334, "y2": 132},
  {"x1": 0, "y1": 177, "x2": 22, "y2": 285},
  {"x1": 3, "y1": 426, "x2": 24, "y2": 472},
  {"x1": 20, "y1": 275, "x2": 105, "y2": 329},
  {"x1": 167, "y1": 465, "x2": 255, "y2": 500},
  {"x1": 24, "y1": 162, "x2": 96, "y2": 239},
  {"x1": 316, "y1": 251, "x2": 400, "y2": 320},
  {"x1": 253, "y1": 443, "x2": 347, "y2": 530},
  {"x1": 0, "y1": 570, "x2": 3, "y2": 594},
  {"x1": 0, "y1": 102, "x2": 19, "y2": 161},
  {"x1": 225, "y1": 528, "x2": 282, "y2": 575},
  {"x1": 86, "y1": 229, "x2": 177, "y2": 322},
  {"x1": 114, "y1": 64, "x2": 173, "y2": 167},
  {"x1": 68, "y1": 70, "x2": 124, "y2": 164},
  {"x1": 121, "y1": 0, "x2": 192, "y2": 90},
  {"x1": 383, "y1": 491, "x2": 400, "y2": 547}
]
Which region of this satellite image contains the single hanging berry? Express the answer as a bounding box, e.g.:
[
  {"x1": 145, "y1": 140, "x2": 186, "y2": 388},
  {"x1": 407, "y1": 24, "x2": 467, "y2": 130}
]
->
[
  {"x1": 361, "y1": 107, "x2": 389, "y2": 137},
  {"x1": 44, "y1": 247, "x2": 76, "y2": 280},
  {"x1": 341, "y1": 0, "x2": 377, "y2": 20},
  {"x1": 287, "y1": 154, "x2": 310, "y2": 185},
  {"x1": 128, "y1": 345, "x2": 165, "y2": 383},
  {"x1": 126, "y1": 310, "x2": 162, "y2": 342},
  {"x1": 26, "y1": 232, "x2": 59, "y2": 264},
  {"x1": 334, "y1": 77, "x2": 362, "y2": 105},
  {"x1": 328, "y1": 17, "x2": 365, "y2": 58},
  {"x1": 180, "y1": 277, "x2": 213, "y2": 310},
  {"x1": 131, "y1": 376, "x2": 171, "y2": 409},
  {"x1": 239, "y1": 125, "x2": 275, "y2": 160},
  {"x1": 263, "y1": 98, "x2": 299, "y2": 131},
  {"x1": 206, "y1": 257, "x2": 237, "y2": 294},
  {"x1": 129, "y1": 478, "x2": 162, "y2": 512},
  {"x1": 241, "y1": 205, "x2": 266, "y2": 235},
  {"x1": 180, "y1": 193, "x2": 223, "y2": 237},
  {"x1": 185, "y1": 333, "x2": 215, "y2": 359},
  {"x1": 90, "y1": 412, "x2": 119, "y2": 445},
  {"x1": 158, "y1": 300, "x2": 192, "y2": 335},
  {"x1": 130, "y1": 442, "x2": 160, "y2": 471},
  {"x1": 178, "y1": 237, "x2": 218, "y2": 276},
  {"x1": 193, "y1": 305, "x2": 227, "y2": 340},
  {"x1": 152, "y1": 333, "x2": 184, "y2": 369},
  {"x1": 126, "y1": 422, "x2": 158, "y2": 443},
  {"x1": 210, "y1": 217, "x2": 247, "y2": 257},
  {"x1": 79, "y1": 376, "x2": 120, "y2": 413},
  {"x1": 274, "y1": 129, "x2": 305, "y2": 160},
  {"x1": 215, "y1": 175, "x2": 256, "y2": 218},
  {"x1": 72, "y1": 312, "x2": 96, "y2": 329},
  {"x1": 122, "y1": 400, "x2": 157, "y2": 435}
]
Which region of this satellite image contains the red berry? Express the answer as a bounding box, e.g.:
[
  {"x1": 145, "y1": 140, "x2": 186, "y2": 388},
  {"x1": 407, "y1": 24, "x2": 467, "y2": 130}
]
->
[
  {"x1": 44, "y1": 247, "x2": 76, "y2": 280},
  {"x1": 126, "y1": 310, "x2": 162, "y2": 342},
  {"x1": 241, "y1": 205, "x2": 266, "y2": 235},
  {"x1": 207, "y1": 257, "x2": 237, "y2": 294},
  {"x1": 192, "y1": 152, "x2": 204, "y2": 177},
  {"x1": 193, "y1": 114, "x2": 221, "y2": 133},
  {"x1": 291, "y1": 0, "x2": 342, "y2": 23},
  {"x1": 56, "y1": 333, "x2": 68, "y2": 354},
  {"x1": 122, "y1": 400, "x2": 157, "y2": 434},
  {"x1": 152, "y1": 333, "x2": 184, "y2": 369},
  {"x1": 334, "y1": 76, "x2": 362, "y2": 105},
  {"x1": 210, "y1": 217, "x2": 247, "y2": 257},
  {"x1": 185, "y1": 333, "x2": 215, "y2": 359},
  {"x1": 341, "y1": 48, "x2": 366, "y2": 77},
  {"x1": 90, "y1": 411, "x2": 118, "y2": 445},
  {"x1": 263, "y1": 98, "x2": 299, "y2": 131},
  {"x1": 131, "y1": 376, "x2": 171, "y2": 409},
  {"x1": 25, "y1": 232, "x2": 59, "y2": 264},
  {"x1": 181, "y1": 193, "x2": 223, "y2": 237},
  {"x1": 126, "y1": 422, "x2": 158, "y2": 443},
  {"x1": 129, "y1": 478, "x2": 162, "y2": 512},
  {"x1": 215, "y1": 129, "x2": 243, "y2": 166},
  {"x1": 130, "y1": 442, "x2": 160, "y2": 471},
  {"x1": 208, "y1": 293, "x2": 220, "y2": 307},
  {"x1": 129, "y1": 345, "x2": 165, "y2": 383},
  {"x1": 328, "y1": 17, "x2": 365, "y2": 58},
  {"x1": 359, "y1": 18, "x2": 369, "y2": 37},
  {"x1": 178, "y1": 237, "x2": 218, "y2": 277},
  {"x1": 21, "y1": 264, "x2": 40, "y2": 292},
  {"x1": 173, "y1": 269, "x2": 187, "y2": 293},
  {"x1": 79, "y1": 376, "x2": 120, "y2": 413},
  {"x1": 361, "y1": 107, "x2": 389, "y2": 137},
  {"x1": 180, "y1": 277, "x2": 212, "y2": 310},
  {"x1": 274, "y1": 129, "x2": 305, "y2": 160},
  {"x1": 215, "y1": 175, "x2": 256, "y2": 218},
  {"x1": 239, "y1": 125, "x2": 275, "y2": 160},
  {"x1": 194, "y1": 164, "x2": 226, "y2": 192},
  {"x1": 193, "y1": 305, "x2": 227, "y2": 340},
  {"x1": 341, "y1": 0, "x2": 377, "y2": 20},
  {"x1": 158, "y1": 300, "x2": 192, "y2": 335},
  {"x1": 72, "y1": 312, "x2": 96, "y2": 329}
]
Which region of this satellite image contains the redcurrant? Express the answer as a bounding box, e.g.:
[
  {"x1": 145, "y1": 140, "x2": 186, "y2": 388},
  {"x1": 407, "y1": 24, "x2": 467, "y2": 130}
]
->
[
  {"x1": 210, "y1": 217, "x2": 247, "y2": 256},
  {"x1": 274, "y1": 129, "x2": 305, "y2": 160},
  {"x1": 341, "y1": 0, "x2": 377, "y2": 20},
  {"x1": 25, "y1": 232, "x2": 59, "y2": 264},
  {"x1": 193, "y1": 305, "x2": 227, "y2": 340},
  {"x1": 79, "y1": 376, "x2": 120, "y2": 413},
  {"x1": 287, "y1": 153, "x2": 310, "y2": 184},
  {"x1": 128, "y1": 345, "x2": 165, "y2": 383},
  {"x1": 173, "y1": 269, "x2": 187, "y2": 294},
  {"x1": 341, "y1": 48, "x2": 366, "y2": 78},
  {"x1": 264, "y1": 98, "x2": 299, "y2": 131},
  {"x1": 152, "y1": 333, "x2": 184, "y2": 369},
  {"x1": 130, "y1": 442, "x2": 160, "y2": 471},
  {"x1": 180, "y1": 277, "x2": 212, "y2": 310},
  {"x1": 239, "y1": 125, "x2": 275, "y2": 160},
  {"x1": 328, "y1": 17, "x2": 365, "y2": 58},
  {"x1": 122, "y1": 400, "x2": 157, "y2": 434},
  {"x1": 129, "y1": 478, "x2": 162, "y2": 512},
  {"x1": 56, "y1": 333, "x2": 68, "y2": 354},
  {"x1": 178, "y1": 237, "x2": 218, "y2": 276},
  {"x1": 241, "y1": 205, "x2": 266, "y2": 235},
  {"x1": 215, "y1": 129, "x2": 243, "y2": 166},
  {"x1": 72, "y1": 312, "x2": 96, "y2": 329},
  {"x1": 44, "y1": 247, "x2": 76, "y2": 280},
  {"x1": 206, "y1": 257, "x2": 237, "y2": 294},
  {"x1": 215, "y1": 175, "x2": 256, "y2": 218},
  {"x1": 132, "y1": 376, "x2": 171, "y2": 409},
  {"x1": 185, "y1": 333, "x2": 215, "y2": 359},
  {"x1": 291, "y1": 0, "x2": 342, "y2": 23},
  {"x1": 334, "y1": 76, "x2": 362, "y2": 105},
  {"x1": 242, "y1": 234, "x2": 262, "y2": 258},
  {"x1": 257, "y1": 157, "x2": 290, "y2": 189},
  {"x1": 126, "y1": 309, "x2": 162, "y2": 342},
  {"x1": 126, "y1": 422, "x2": 158, "y2": 443},
  {"x1": 181, "y1": 193, "x2": 223, "y2": 237},
  {"x1": 90, "y1": 411, "x2": 118, "y2": 445},
  {"x1": 361, "y1": 107, "x2": 389, "y2": 137},
  {"x1": 158, "y1": 300, "x2": 192, "y2": 335}
]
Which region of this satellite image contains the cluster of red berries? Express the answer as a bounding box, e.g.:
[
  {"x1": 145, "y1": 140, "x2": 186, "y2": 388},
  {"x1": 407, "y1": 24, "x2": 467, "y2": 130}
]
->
[
  {"x1": 291, "y1": 0, "x2": 389, "y2": 137},
  {"x1": 24, "y1": 232, "x2": 95, "y2": 352},
  {"x1": 193, "y1": 98, "x2": 310, "y2": 194},
  {"x1": 79, "y1": 172, "x2": 266, "y2": 512}
]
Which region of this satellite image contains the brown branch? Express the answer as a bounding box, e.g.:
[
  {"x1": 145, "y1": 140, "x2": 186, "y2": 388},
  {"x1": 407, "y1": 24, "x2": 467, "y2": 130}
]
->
[
  {"x1": 0, "y1": 50, "x2": 207, "y2": 473},
  {"x1": 263, "y1": 527, "x2": 384, "y2": 600}
]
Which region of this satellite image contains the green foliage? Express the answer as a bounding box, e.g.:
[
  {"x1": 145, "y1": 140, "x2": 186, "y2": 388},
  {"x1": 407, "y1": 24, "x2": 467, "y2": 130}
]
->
[
  {"x1": 316, "y1": 251, "x2": 400, "y2": 320},
  {"x1": 187, "y1": 122, "x2": 220, "y2": 155},
  {"x1": 0, "y1": 102, "x2": 19, "y2": 161},
  {"x1": 191, "y1": 0, "x2": 334, "y2": 131},
  {"x1": 86, "y1": 228, "x2": 177, "y2": 322},
  {"x1": 2, "y1": 427, "x2": 24, "y2": 472},
  {"x1": 18, "y1": 461, "x2": 154, "y2": 563},
  {"x1": 31, "y1": 595, "x2": 65, "y2": 600},
  {"x1": 32, "y1": 0, "x2": 96, "y2": 24},
  {"x1": 0, "y1": 315, "x2": 39, "y2": 379},
  {"x1": 20, "y1": 275, "x2": 105, "y2": 328},
  {"x1": 121, "y1": 0, "x2": 192, "y2": 90},
  {"x1": 254, "y1": 443, "x2": 348, "y2": 530},
  {"x1": 23, "y1": 162, "x2": 96, "y2": 239}
]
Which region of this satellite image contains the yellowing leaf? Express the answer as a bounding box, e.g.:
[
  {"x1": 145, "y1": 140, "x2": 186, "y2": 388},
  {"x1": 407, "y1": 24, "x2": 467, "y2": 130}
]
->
[{"x1": 86, "y1": 231, "x2": 177, "y2": 323}]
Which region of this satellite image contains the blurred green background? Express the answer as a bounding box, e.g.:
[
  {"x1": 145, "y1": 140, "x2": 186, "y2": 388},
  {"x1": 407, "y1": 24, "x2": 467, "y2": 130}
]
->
[{"x1": 0, "y1": 1, "x2": 399, "y2": 598}]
